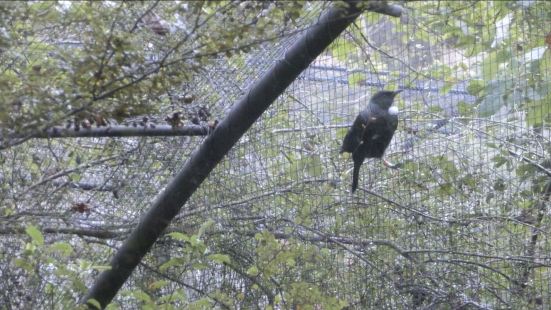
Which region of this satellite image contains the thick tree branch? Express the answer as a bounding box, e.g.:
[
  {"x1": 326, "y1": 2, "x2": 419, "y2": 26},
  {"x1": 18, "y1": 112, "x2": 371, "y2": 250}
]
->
[{"x1": 84, "y1": 1, "x2": 398, "y2": 308}]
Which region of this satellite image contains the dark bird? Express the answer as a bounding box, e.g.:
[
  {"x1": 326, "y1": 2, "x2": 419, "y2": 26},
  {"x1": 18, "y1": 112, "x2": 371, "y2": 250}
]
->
[{"x1": 340, "y1": 90, "x2": 401, "y2": 192}]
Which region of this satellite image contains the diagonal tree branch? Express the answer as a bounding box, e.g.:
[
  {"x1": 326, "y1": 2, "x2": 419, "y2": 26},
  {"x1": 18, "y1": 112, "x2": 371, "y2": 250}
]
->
[{"x1": 82, "y1": 2, "x2": 403, "y2": 308}]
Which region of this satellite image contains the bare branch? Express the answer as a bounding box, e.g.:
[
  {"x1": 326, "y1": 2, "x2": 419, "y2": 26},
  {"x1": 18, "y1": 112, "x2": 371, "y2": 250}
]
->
[{"x1": 35, "y1": 124, "x2": 209, "y2": 139}]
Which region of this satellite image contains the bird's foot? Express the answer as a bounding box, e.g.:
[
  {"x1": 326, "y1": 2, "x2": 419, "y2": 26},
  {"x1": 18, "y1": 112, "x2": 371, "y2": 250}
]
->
[{"x1": 383, "y1": 159, "x2": 401, "y2": 169}]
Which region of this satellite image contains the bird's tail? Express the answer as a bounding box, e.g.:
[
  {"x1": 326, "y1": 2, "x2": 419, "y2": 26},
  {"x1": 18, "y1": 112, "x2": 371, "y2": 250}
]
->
[{"x1": 351, "y1": 162, "x2": 361, "y2": 192}]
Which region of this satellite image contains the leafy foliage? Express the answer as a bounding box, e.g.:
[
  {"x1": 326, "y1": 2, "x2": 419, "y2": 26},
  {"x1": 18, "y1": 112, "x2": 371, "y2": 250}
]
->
[
  {"x1": 1, "y1": 1, "x2": 551, "y2": 309},
  {"x1": 0, "y1": 1, "x2": 305, "y2": 147}
]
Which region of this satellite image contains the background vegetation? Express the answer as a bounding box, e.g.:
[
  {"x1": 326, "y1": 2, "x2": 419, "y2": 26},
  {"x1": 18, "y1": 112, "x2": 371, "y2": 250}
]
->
[{"x1": 1, "y1": 1, "x2": 550, "y2": 309}]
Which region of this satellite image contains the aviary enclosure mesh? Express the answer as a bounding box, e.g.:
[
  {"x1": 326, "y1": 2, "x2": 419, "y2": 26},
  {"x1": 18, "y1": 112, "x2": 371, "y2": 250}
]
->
[{"x1": 1, "y1": 1, "x2": 550, "y2": 309}]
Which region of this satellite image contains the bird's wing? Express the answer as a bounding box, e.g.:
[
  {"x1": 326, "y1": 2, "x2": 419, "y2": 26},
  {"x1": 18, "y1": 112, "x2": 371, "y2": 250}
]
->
[
  {"x1": 340, "y1": 114, "x2": 365, "y2": 153},
  {"x1": 361, "y1": 112, "x2": 388, "y2": 142},
  {"x1": 358, "y1": 110, "x2": 398, "y2": 159}
]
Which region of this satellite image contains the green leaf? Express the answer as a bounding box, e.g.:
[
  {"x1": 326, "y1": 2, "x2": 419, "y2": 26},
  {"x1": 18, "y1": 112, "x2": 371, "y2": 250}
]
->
[
  {"x1": 336, "y1": 127, "x2": 348, "y2": 142},
  {"x1": 439, "y1": 81, "x2": 454, "y2": 95},
  {"x1": 191, "y1": 262, "x2": 209, "y2": 270},
  {"x1": 437, "y1": 183, "x2": 455, "y2": 196},
  {"x1": 347, "y1": 72, "x2": 364, "y2": 86},
  {"x1": 148, "y1": 280, "x2": 169, "y2": 291},
  {"x1": 49, "y1": 242, "x2": 74, "y2": 256},
  {"x1": 286, "y1": 258, "x2": 296, "y2": 267},
  {"x1": 91, "y1": 265, "x2": 112, "y2": 272},
  {"x1": 492, "y1": 155, "x2": 508, "y2": 168},
  {"x1": 457, "y1": 101, "x2": 475, "y2": 117},
  {"x1": 207, "y1": 253, "x2": 231, "y2": 265},
  {"x1": 247, "y1": 265, "x2": 259, "y2": 276},
  {"x1": 516, "y1": 163, "x2": 536, "y2": 181},
  {"x1": 167, "y1": 232, "x2": 190, "y2": 242},
  {"x1": 159, "y1": 288, "x2": 186, "y2": 303},
  {"x1": 189, "y1": 297, "x2": 212, "y2": 309},
  {"x1": 14, "y1": 258, "x2": 34, "y2": 272},
  {"x1": 467, "y1": 80, "x2": 484, "y2": 96},
  {"x1": 188, "y1": 235, "x2": 205, "y2": 250},
  {"x1": 25, "y1": 224, "x2": 44, "y2": 246},
  {"x1": 159, "y1": 257, "x2": 186, "y2": 272},
  {"x1": 132, "y1": 289, "x2": 152, "y2": 303},
  {"x1": 86, "y1": 299, "x2": 102, "y2": 310}
]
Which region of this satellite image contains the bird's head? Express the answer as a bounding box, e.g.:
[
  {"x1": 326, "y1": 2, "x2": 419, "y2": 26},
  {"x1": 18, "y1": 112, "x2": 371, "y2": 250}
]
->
[{"x1": 370, "y1": 90, "x2": 402, "y2": 110}]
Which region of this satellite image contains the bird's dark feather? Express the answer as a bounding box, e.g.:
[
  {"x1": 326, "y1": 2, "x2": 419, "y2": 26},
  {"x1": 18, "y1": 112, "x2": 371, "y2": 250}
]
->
[
  {"x1": 340, "y1": 90, "x2": 400, "y2": 192},
  {"x1": 357, "y1": 105, "x2": 398, "y2": 159},
  {"x1": 339, "y1": 115, "x2": 364, "y2": 154}
]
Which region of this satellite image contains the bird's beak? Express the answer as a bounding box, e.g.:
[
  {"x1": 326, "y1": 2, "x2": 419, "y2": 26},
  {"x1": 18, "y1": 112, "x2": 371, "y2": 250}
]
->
[{"x1": 394, "y1": 89, "x2": 403, "y2": 95}]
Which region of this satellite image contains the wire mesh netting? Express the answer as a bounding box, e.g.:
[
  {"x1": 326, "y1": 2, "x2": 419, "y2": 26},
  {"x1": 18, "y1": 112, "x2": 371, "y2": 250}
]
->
[{"x1": 1, "y1": 1, "x2": 551, "y2": 309}]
